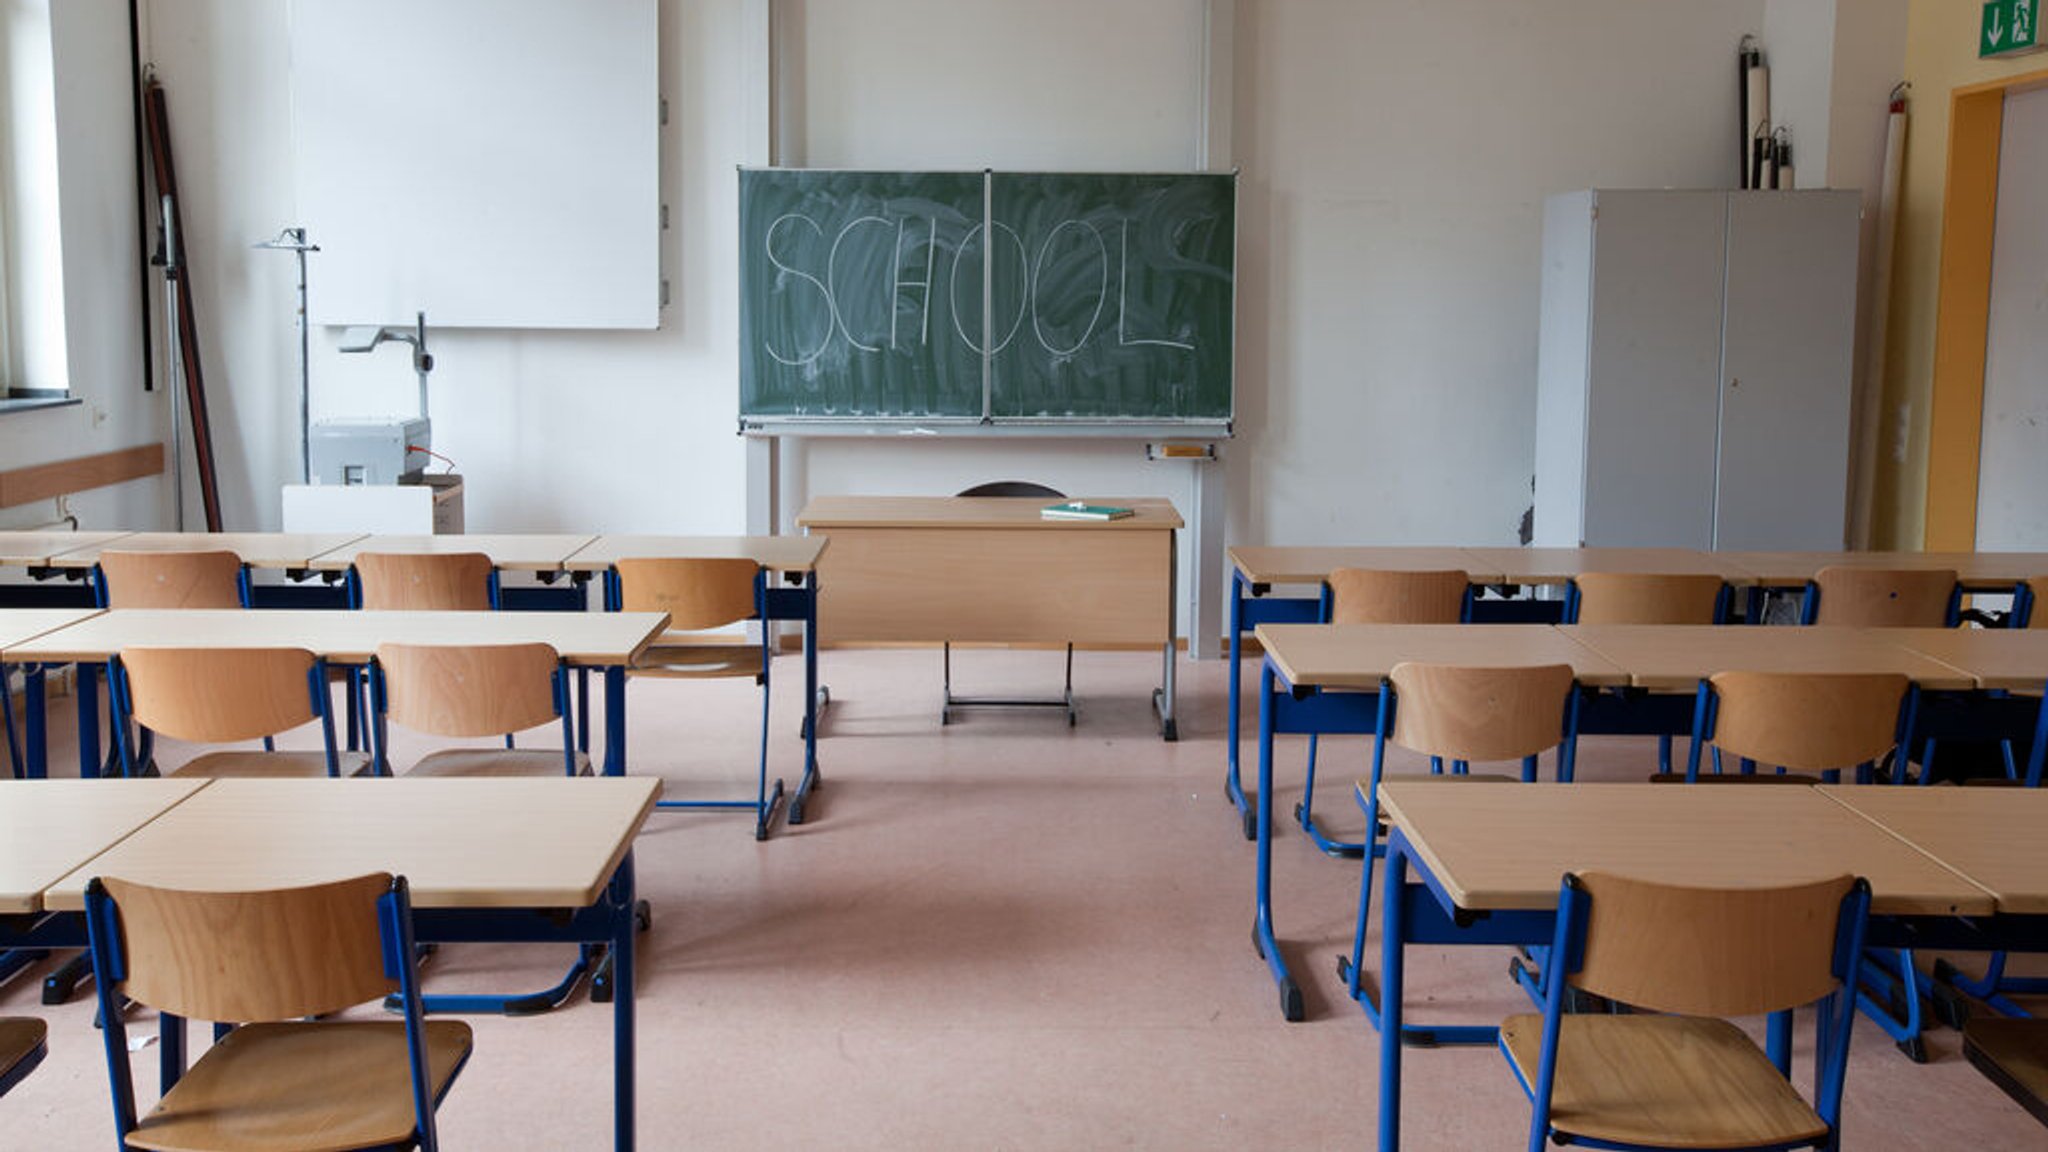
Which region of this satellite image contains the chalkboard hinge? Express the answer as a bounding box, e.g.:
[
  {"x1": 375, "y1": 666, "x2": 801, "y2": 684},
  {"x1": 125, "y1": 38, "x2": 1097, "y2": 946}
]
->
[
  {"x1": 660, "y1": 279, "x2": 671, "y2": 308},
  {"x1": 659, "y1": 97, "x2": 669, "y2": 127}
]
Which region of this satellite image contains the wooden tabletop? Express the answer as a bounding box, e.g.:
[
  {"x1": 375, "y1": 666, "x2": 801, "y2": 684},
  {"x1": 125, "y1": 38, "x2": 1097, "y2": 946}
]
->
[
  {"x1": 1558, "y1": 624, "x2": 1979, "y2": 692},
  {"x1": 798, "y1": 495, "x2": 1183, "y2": 531},
  {"x1": 1715, "y1": 550, "x2": 2048, "y2": 588},
  {"x1": 0, "y1": 607, "x2": 102, "y2": 655},
  {"x1": 42, "y1": 777, "x2": 662, "y2": 912},
  {"x1": 307, "y1": 533, "x2": 599, "y2": 573},
  {"x1": 1228, "y1": 546, "x2": 1497, "y2": 586},
  {"x1": 1875, "y1": 627, "x2": 2048, "y2": 692},
  {"x1": 564, "y1": 534, "x2": 830, "y2": 573},
  {"x1": 1818, "y1": 785, "x2": 2048, "y2": 914},
  {"x1": 0, "y1": 778, "x2": 210, "y2": 914},
  {"x1": 1379, "y1": 780, "x2": 1992, "y2": 917},
  {"x1": 0, "y1": 530, "x2": 134, "y2": 567},
  {"x1": 1254, "y1": 624, "x2": 1630, "y2": 690},
  {"x1": 5, "y1": 609, "x2": 670, "y2": 667},
  {"x1": 41, "y1": 531, "x2": 367, "y2": 570},
  {"x1": 1461, "y1": 547, "x2": 1761, "y2": 587}
]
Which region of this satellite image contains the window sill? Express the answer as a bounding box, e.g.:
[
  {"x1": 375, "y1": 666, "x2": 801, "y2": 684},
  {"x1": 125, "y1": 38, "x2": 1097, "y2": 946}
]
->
[{"x1": 0, "y1": 395, "x2": 81, "y2": 417}]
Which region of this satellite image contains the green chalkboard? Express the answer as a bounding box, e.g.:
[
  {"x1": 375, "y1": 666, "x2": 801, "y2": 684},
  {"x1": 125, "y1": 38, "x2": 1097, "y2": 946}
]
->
[
  {"x1": 738, "y1": 168, "x2": 1234, "y2": 426},
  {"x1": 739, "y1": 169, "x2": 985, "y2": 418}
]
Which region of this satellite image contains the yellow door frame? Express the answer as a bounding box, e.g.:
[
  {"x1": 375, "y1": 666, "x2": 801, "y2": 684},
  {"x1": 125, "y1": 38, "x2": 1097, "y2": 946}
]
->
[{"x1": 1926, "y1": 66, "x2": 2048, "y2": 549}]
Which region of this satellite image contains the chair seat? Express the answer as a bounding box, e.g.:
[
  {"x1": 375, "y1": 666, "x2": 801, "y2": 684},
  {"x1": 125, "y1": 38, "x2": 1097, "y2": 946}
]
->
[
  {"x1": 1965, "y1": 1017, "x2": 2048, "y2": 1128},
  {"x1": 403, "y1": 748, "x2": 592, "y2": 778},
  {"x1": 1500, "y1": 1013, "x2": 1828, "y2": 1150},
  {"x1": 126, "y1": 1020, "x2": 472, "y2": 1152},
  {"x1": 0, "y1": 1016, "x2": 46, "y2": 1092},
  {"x1": 631, "y1": 641, "x2": 762, "y2": 679},
  {"x1": 170, "y1": 751, "x2": 373, "y2": 779}
]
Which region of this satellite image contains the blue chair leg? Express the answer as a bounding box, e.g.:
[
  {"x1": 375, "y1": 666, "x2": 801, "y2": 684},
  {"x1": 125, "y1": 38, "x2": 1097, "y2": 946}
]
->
[
  {"x1": 1854, "y1": 948, "x2": 1929, "y2": 1062},
  {"x1": 1295, "y1": 731, "x2": 1365, "y2": 857}
]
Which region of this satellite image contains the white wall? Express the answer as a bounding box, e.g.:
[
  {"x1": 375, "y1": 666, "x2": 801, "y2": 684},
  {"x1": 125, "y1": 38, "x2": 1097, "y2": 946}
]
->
[
  {"x1": 140, "y1": 0, "x2": 752, "y2": 533},
  {"x1": 1237, "y1": 0, "x2": 1766, "y2": 547},
  {"x1": 20, "y1": 2, "x2": 1909, "y2": 621},
  {"x1": 0, "y1": 0, "x2": 164, "y2": 531}
]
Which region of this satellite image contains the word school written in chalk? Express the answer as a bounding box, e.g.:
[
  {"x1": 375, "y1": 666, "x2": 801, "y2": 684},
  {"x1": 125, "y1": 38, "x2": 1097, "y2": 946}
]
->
[{"x1": 760, "y1": 211, "x2": 1205, "y2": 369}]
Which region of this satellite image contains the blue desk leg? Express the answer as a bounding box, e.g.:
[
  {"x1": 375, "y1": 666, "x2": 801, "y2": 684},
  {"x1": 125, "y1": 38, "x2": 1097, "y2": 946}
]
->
[
  {"x1": 1254, "y1": 660, "x2": 1304, "y2": 1021},
  {"x1": 603, "y1": 665, "x2": 626, "y2": 778},
  {"x1": 611, "y1": 852, "x2": 637, "y2": 1151},
  {"x1": 1226, "y1": 572, "x2": 1253, "y2": 839},
  {"x1": 790, "y1": 581, "x2": 822, "y2": 824},
  {"x1": 1378, "y1": 835, "x2": 1410, "y2": 1152},
  {"x1": 24, "y1": 665, "x2": 47, "y2": 779},
  {"x1": 75, "y1": 662, "x2": 101, "y2": 780}
]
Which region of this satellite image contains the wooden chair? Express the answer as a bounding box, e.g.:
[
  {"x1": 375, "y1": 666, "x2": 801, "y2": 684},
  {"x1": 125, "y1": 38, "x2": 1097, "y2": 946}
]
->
[
  {"x1": 351, "y1": 551, "x2": 497, "y2": 611},
  {"x1": 1569, "y1": 571, "x2": 1729, "y2": 774},
  {"x1": 1296, "y1": 568, "x2": 1472, "y2": 855},
  {"x1": 944, "y1": 481, "x2": 1076, "y2": 726},
  {"x1": 370, "y1": 643, "x2": 584, "y2": 778},
  {"x1": 0, "y1": 1017, "x2": 46, "y2": 1098},
  {"x1": 1567, "y1": 571, "x2": 1727, "y2": 625},
  {"x1": 110, "y1": 647, "x2": 370, "y2": 778},
  {"x1": 1801, "y1": 565, "x2": 1959, "y2": 627},
  {"x1": 1685, "y1": 669, "x2": 1933, "y2": 1063},
  {"x1": 96, "y1": 549, "x2": 248, "y2": 609},
  {"x1": 84, "y1": 872, "x2": 471, "y2": 1152},
  {"x1": 1339, "y1": 662, "x2": 1579, "y2": 1026},
  {"x1": 611, "y1": 557, "x2": 782, "y2": 839},
  {"x1": 369, "y1": 643, "x2": 590, "y2": 1015},
  {"x1": 1501, "y1": 871, "x2": 1869, "y2": 1152}
]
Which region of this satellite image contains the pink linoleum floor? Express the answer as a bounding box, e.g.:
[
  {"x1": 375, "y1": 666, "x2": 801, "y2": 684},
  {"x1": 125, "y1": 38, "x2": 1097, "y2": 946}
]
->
[{"x1": 5, "y1": 647, "x2": 2046, "y2": 1149}]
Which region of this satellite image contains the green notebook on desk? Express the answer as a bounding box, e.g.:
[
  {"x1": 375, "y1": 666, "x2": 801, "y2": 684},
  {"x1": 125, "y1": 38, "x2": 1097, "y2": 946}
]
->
[{"x1": 1042, "y1": 502, "x2": 1134, "y2": 522}]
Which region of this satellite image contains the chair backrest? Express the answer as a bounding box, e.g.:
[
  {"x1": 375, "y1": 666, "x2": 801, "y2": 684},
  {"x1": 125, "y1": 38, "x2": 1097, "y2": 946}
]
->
[
  {"x1": 1808, "y1": 566, "x2": 1956, "y2": 627},
  {"x1": 1568, "y1": 871, "x2": 1858, "y2": 1017},
  {"x1": 957, "y1": 481, "x2": 1063, "y2": 499},
  {"x1": 354, "y1": 551, "x2": 494, "y2": 611},
  {"x1": 1387, "y1": 662, "x2": 1575, "y2": 762},
  {"x1": 98, "y1": 550, "x2": 244, "y2": 609},
  {"x1": 94, "y1": 872, "x2": 397, "y2": 1021},
  {"x1": 1571, "y1": 572, "x2": 1723, "y2": 625},
  {"x1": 614, "y1": 557, "x2": 760, "y2": 630},
  {"x1": 2027, "y1": 576, "x2": 2048, "y2": 629},
  {"x1": 1705, "y1": 670, "x2": 1909, "y2": 771},
  {"x1": 118, "y1": 647, "x2": 319, "y2": 742},
  {"x1": 1327, "y1": 568, "x2": 1469, "y2": 624},
  {"x1": 376, "y1": 642, "x2": 562, "y2": 737}
]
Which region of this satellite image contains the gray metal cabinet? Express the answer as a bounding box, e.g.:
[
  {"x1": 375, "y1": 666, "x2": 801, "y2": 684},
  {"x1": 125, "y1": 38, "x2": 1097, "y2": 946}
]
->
[{"x1": 1533, "y1": 189, "x2": 1860, "y2": 550}]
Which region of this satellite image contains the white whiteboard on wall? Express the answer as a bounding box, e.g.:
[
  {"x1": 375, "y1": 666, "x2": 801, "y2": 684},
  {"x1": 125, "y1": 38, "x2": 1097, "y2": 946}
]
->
[{"x1": 289, "y1": 0, "x2": 659, "y2": 329}]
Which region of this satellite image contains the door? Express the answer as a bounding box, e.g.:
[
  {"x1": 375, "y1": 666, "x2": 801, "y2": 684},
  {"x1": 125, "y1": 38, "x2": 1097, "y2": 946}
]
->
[
  {"x1": 1714, "y1": 192, "x2": 1859, "y2": 551},
  {"x1": 1976, "y1": 86, "x2": 2048, "y2": 550}
]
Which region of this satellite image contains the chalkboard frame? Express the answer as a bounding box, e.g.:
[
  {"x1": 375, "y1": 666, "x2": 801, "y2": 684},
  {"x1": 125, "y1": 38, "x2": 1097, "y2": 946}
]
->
[{"x1": 738, "y1": 167, "x2": 1236, "y2": 435}]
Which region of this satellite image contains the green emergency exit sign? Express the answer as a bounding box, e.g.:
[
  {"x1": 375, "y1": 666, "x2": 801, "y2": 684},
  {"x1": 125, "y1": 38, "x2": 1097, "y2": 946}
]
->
[{"x1": 1982, "y1": 0, "x2": 2043, "y2": 58}]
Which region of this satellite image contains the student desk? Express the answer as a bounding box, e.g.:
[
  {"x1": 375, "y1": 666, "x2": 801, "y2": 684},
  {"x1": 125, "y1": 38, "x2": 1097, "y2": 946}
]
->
[
  {"x1": 1460, "y1": 546, "x2": 1762, "y2": 586},
  {"x1": 566, "y1": 534, "x2": 829, "y2": 821},
  {"x1": 6, "y1": 609, "x2": 667, "y2": 781},
  {"x1": 0, "y1": 777, "x2": 207, "y2": 914},
  {"x1": 1819, "y1": 785, "x2": 2048, "y2": 913},
  {"x1": 1558, "y1": 623, "x2": 1979, "y2": 692},
  {"x1": 1247, "y1": 623, "x2": 1627, "y2": 1021},
  {"x1": 799, "y1": 496, "x2": 1183, "y2": 739},
  {"x1": 0, "y1": 608, "x2": 104, "y2": 777},
  {"x1": 1715, "y1": 549, "x2": 2048, "y2": 589},
  {"x1": 39, "y1": 776, "x2": 659, "y2": 1152},
  {"x1": 311, "y1": 533, "x2": 600, "y2": 573},
  {"x1": 42, "y1": 530, "x2": 366, "y2": 572},
  {"x1": 1371, "y1": 780, "x2": 1997, "y2": 1151},
  {"x1": 0, "y1": 531, "x2": 133, "y2": 607}
]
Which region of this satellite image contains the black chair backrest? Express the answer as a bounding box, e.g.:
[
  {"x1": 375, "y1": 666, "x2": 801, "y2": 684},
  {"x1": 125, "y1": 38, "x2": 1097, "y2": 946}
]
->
[{"x1": 957, "y1": 481, "x2": 1064, "y2": 499}]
